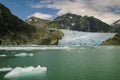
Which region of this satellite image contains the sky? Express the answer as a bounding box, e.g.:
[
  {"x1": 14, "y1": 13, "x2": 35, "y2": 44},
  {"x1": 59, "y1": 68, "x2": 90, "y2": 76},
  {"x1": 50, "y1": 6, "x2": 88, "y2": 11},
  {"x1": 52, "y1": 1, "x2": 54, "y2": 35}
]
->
[{"x1": 0, "y1": 0, "x2": 120, "y2": 24}]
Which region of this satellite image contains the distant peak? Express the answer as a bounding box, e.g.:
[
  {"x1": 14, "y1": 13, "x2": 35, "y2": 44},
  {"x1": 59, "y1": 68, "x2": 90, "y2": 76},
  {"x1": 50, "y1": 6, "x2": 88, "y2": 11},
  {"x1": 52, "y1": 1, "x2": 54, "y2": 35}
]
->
[
  {"x1": 63, "y1": 13, "x2": 80, "y2": 16},
  {"x1": 113, "y1": 19, "x2": 120, "y2": 24},
  {"x1": 55, "y1": 13, "x2": 81, "y2": 20},
  {"x1": 29, "y1": 16, "x2": 40, "y2": 19},
  {"x1": 26, "y1": 17, "x2": 44, "y2": 22},
  {"x1": 27, "y1": 16, "x2": 49, "y2": 21}
]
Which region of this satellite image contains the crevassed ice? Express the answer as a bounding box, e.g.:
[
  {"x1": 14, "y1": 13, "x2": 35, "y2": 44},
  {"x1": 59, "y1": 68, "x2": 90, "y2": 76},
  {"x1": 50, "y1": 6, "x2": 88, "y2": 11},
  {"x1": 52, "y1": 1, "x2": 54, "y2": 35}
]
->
[
  {"x1": 4, "y1": 65, "x2": 47, "y2": 79},
  {"x1": 58, "y1": 29, "x2": 116, "y2": 46}
]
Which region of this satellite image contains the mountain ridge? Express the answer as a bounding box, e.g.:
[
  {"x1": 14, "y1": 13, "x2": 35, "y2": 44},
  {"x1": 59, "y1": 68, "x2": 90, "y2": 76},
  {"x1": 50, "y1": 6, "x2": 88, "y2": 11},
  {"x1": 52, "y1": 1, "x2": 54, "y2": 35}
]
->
[
  {"x1": 101, "y1": 19, "x2": 120, "y2": 45},
  {"x1": 112, "y1": 19, "x2": 120, "y2": 32},
  {"x1": 25, "y1": 17, "x2": 49, "y2": 28},
  {"x1": 27, "y1": 13, "x2": 113, "y2": 32},
  {"x1": 0, "y1": 3, "x2": 63, "y2": 45},
  {"x1": 47, "y1": 13, "x2": 113, "y2": 32}
]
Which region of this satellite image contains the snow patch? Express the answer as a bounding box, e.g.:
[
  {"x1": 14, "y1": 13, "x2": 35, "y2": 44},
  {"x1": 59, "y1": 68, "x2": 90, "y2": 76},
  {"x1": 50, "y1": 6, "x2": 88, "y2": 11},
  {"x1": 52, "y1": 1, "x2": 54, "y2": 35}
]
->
[
  {"x1": 4, "y1": 65, "x2": 47, "y2": 79},
  {"x1": 71, "y1": 23, "x2": 75, "y2": 26},
  {"x1": 69, "y1": 16, "x2": 72, "y2": 19},
  {"x1": 28, "y1": 19, "x2": 32, "y2": 21},
  {"x1": 35, "y1": 19, "x2": 37, "y2": 21}
]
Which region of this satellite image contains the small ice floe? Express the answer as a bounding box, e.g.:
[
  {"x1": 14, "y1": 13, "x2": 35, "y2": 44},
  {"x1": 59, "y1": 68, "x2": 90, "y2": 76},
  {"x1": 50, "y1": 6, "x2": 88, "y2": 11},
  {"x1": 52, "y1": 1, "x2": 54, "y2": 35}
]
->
[
  {"x1": 0, "y1": 46, "x2": 71, "y2": 50},
  {"x1": 0, "y1": 67, "x2": 12, "y2": 72},
  {"x1": 15, "y1": 53, "x2": 34, "y2": 57},
  {"x1": 0, "y1": 54, "x2": 7, "y2": 57},
  {"x1": 4, "y1": 65, "x2": 47, "y2": 79},
  {"x1": 28, "y1": 53, "x2": 34, "y2": 57}
]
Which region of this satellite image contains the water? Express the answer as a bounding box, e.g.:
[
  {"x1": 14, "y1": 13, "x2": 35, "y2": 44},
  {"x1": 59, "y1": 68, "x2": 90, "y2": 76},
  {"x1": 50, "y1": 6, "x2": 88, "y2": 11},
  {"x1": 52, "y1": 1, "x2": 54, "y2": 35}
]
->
[
  {"x1": 58, "y1": 30, "x2": 116, "y2": 46},
  {"x1": 0, "y1": 46, "x2": 120, "y2": 80}
]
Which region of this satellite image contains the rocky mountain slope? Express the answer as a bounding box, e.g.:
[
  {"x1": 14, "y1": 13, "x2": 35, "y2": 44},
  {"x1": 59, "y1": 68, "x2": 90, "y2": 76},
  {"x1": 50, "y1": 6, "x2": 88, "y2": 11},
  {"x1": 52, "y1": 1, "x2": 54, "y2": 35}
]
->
[
  {"x1": 46, "y1": 13, "x2": 112, "y2": 32},
  {"x1": 101, "y1": 33, "x2": 120, "y2": 45},
  {"x1": 101, "y1": 19, "x2": 120, "y2": 45},
  {"x1": 25, "y1": 17, "x2": 49, "y2": 28},
  {"x1": 26, "y1": 13, "x2": 113, "y2": 32},
  {"x1": 112, "y1": 19, "x2": 120, "y2": 32},
  {"x1": 0, "y1": 3, "x2": 63, "y2": 45}
]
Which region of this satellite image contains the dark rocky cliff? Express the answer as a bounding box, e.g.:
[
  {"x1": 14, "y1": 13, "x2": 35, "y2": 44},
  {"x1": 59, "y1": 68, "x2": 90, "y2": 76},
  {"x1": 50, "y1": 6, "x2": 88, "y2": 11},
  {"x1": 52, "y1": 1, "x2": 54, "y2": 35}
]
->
[{"x1": 0, "y1": 3, "x2": 63, "y2": 45}]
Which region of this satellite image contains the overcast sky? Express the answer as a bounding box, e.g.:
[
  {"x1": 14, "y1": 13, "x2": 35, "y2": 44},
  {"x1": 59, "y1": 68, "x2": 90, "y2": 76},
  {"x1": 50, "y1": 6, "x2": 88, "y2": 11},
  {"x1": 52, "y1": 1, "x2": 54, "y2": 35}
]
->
[{"x1": 1, "y1": 0, "x2": 120, "y2": 24}]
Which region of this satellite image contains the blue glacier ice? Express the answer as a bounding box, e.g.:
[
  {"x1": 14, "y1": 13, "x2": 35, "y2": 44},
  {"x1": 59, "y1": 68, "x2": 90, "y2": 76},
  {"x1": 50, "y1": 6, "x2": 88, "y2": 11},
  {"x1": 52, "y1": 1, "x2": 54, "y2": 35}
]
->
[{"x1": 58, "y1": 29, "x2": 116, "y2": 46}]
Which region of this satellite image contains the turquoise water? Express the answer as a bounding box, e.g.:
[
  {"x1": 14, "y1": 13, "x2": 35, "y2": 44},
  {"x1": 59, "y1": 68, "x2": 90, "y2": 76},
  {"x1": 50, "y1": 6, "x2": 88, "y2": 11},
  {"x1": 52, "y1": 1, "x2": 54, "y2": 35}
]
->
[{"x1": 0, "y1": 46, "x2": 120, "y2": 80}]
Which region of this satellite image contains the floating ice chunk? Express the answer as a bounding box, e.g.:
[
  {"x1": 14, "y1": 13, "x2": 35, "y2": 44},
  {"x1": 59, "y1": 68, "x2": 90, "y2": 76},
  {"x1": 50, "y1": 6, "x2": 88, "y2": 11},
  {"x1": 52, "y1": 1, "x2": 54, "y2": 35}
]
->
[
  {"x1": 0, "y1": 67, "x2": 12, "y2": 72},
  {"x1": 0, "y1": 46, "x2": 71, "y2": 50},
  {"x1": 4, "y1": 65, "x2": 47, "y2": 79},
  {"x1": 28, "y1": 53, "x2": 34, "y2": 57},
  {"x1": 15, "y1": 53, "x2": 27, "y2": 57},
  {"x1": 0, "y1": 54, "x2": 6, "y2": 57},
  {"x1": 15, "y1": 53, "x2": 34, "y2": 57}
]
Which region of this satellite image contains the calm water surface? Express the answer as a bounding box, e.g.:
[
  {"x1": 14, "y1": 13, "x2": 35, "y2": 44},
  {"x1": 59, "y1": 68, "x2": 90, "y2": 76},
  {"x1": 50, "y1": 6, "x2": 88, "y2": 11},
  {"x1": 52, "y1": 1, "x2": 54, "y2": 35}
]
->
[{"x1": 0, "y1": 46, "x2": 120, "y2": 80}]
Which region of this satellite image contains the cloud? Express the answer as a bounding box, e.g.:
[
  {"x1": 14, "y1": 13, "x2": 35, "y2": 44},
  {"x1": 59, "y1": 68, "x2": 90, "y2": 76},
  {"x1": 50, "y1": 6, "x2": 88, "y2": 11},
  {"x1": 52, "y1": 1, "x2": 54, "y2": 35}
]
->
[
  {"x1": 31, "y1": 0, "x2": 120, "y2": 24},
  {"x1": 28, "y1": 12, "x2": 52, "y2": 20}
]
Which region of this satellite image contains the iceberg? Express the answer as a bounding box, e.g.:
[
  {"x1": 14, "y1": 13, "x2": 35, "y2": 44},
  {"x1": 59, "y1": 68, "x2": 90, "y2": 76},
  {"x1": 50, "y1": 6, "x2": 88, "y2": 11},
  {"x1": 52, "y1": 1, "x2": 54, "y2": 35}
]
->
[
  {"x1": 28, "y1": 53, "x2": 34, "y2": 57},
  {"x1": 4, "y1": 65, "x2": 47, "y2": 79},
  {"x1": 0, "y1": 54, "x2": 6, "y2": 57},
  {"x1": 0, "y1": 67, "x2": 12, "y2": 72},
  {"x1": 15, "y1": 53, "x2": 34, "y2": 57}
]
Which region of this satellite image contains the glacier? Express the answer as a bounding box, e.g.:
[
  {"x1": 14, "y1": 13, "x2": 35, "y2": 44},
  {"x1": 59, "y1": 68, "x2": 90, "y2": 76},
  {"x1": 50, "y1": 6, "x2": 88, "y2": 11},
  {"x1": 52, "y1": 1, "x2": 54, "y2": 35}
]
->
[{"x1": 58, "y1": 29, "x2": 116, "y2": 46}]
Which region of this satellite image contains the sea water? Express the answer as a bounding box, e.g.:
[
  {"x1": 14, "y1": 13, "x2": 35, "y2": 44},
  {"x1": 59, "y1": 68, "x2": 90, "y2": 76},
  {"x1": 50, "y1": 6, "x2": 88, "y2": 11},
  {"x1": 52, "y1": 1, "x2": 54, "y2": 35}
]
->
[{"x1": 0, "y1": 46, "x2": 120, "y2": 80}]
